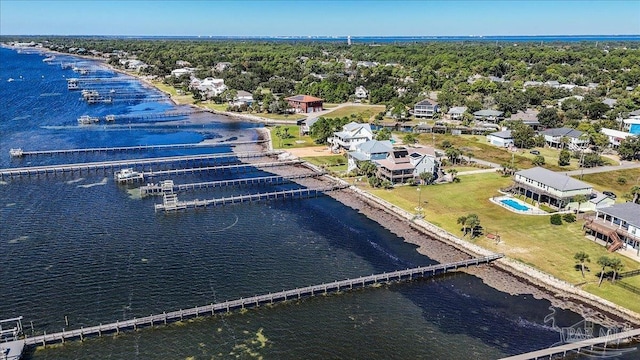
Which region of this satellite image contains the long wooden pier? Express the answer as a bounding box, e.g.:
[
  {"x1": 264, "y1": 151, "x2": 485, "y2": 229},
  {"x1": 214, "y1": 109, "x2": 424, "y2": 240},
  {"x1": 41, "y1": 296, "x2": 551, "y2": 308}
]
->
[
  {"x1": 9, "y1": 140, "x2": 266, "y2": 157},
  {"x1": 0, "y1": 151, "x2": 281, "y2": 179},
  {"x1": 140, "y1": 173, "x2": 323, "y2": 196},
  {"x1": 100, "y1": 109, "x2": 206, "y2": 122},
  {"x1": 500, "y1": 328, "x2": 640, "y2": 359},
  {"x1": 154, "y1": 183, "x2": 345, "y2": 211},
  {"x1": 20, "y1": 254, "x2": 503, "y2": 347}
]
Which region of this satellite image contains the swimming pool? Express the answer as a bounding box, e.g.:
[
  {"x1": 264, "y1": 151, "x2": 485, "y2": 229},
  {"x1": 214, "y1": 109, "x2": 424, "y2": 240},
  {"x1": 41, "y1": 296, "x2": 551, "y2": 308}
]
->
[{"x1": 500, "y1": 198, "x2": 531, "y2": 212}]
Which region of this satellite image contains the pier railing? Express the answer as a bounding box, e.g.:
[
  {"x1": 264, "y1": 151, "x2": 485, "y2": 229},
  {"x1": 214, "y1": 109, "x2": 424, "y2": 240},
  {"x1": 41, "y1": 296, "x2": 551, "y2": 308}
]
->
[{"x1": 22, "y1": 254, "x2": 503, "y2": 347}]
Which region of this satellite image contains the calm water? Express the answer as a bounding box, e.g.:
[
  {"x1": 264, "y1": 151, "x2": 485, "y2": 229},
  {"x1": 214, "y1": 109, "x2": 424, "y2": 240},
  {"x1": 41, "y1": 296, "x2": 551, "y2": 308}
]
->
[{"x1": 0, "y1": 47, "x2": 631, "y2": 359}]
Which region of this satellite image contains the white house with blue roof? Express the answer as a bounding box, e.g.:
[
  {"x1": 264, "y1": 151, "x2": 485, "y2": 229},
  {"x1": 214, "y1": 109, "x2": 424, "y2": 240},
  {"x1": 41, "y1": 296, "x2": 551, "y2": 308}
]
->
[
  {"x1": 328, "y1": 122, "x2": 374, "y2": 151},
  {"x1": 346, "y1": 140, "x2": 393, "y2": 173}
]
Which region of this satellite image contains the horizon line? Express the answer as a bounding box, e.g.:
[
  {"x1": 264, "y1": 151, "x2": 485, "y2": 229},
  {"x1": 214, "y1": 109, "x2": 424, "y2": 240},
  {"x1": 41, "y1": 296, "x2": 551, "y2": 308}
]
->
[{"x1": 2, "y1": 34, "x2": 640, "y2": 38}]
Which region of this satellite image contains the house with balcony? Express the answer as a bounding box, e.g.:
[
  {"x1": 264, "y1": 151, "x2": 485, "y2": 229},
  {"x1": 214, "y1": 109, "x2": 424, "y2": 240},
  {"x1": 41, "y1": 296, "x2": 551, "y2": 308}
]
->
[
  {"x1": 473, "y1": 109, "x2": 504, "y2": 123},
  {"x1": 328, "y1": 122, "x2": 374, "y2": 151},
  {"x1": 375, "y1": 149, "x2": 415, "y2": 184},
  {"x1": 584, "y1": 202, "x2": 640, "y2": 254},
  {"x1": 486, "y1": 130, "x2": 514, "y2": 147},
  {"x1": 506, "y1": 109, "x2": 540, "y2": 129},
  {"x1": 413, "y1": 99, "x2": 439, "y2": 118},
  {"x1": 512, "y1": 167, "x2": 593, "y2": 209},
  {"x1": 541, "y1": 127, "x2": 587, "y2": 149},
  {"x1": 346, "y1": 140, "x2": 393, "y2": 172},
  {"x1": 285, "y1": 95, "x2": 324, "y2": 113},
  {"x1": 447, "y1": 106, "x2": 467, "y2": 120},
  {"x1": 601, "y1": 128, "x2": 634, "y2": 148},
  {"x1": 408, "y1": 147, "x2": 438, "y2": 179}
]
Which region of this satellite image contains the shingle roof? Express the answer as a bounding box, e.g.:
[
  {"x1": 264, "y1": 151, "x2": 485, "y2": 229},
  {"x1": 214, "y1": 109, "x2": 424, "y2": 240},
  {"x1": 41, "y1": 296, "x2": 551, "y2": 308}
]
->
[
  {"x1": 515, "y1": 167, "x2": 592, "y2": 192},
  {"x1": 416, "y1": 99, "x2": 438, "y2": 106},
  {"x1": 489, "y1": 130, "x2": 513, "y2": 139},
  {"x1": 376, "y1": 159, "x2": 415, "y2": 171},
  {"x1": 542, "y1": 127, "x2": 584, "y2": 139},
  {"x1": 599, "y1": 202, "x2": 640, "y2": 228},
  {"x1": 629, "y1": 109, "x2": 640, "y2": 117},
  {"x1": 285, "y1": 95, "x2": 323, "y2": 103},
  {"x1": 448, "y1": 106, "x2": 467, "y2": 114},
  {"x1": 357, "y1": 140, "x2": 392, "y2": 154}
]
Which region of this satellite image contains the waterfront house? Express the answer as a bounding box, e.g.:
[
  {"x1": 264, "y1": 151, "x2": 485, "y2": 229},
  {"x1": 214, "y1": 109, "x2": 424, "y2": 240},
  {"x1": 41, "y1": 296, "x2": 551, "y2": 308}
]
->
[
  {"x1": 346, "y1": 140, "x2": 393, "y2": 172},
  {"x1": 191, "y1": 77, "x2": 227, "y2": 97},
  {"x1": 512, "y1": 167, "x2": 593, "y2": 209},
  {"x1": 473, "y1": 109, "x2": 504, "y2": 123},
  {"x1": 355, "y1": 86, "x2": 368, "y2": 99},
  {"x1": 170, "y1": 68, "x2": 195, "y2": 77},
  {"x1": 584, "y1": 202, "x2": 640, "y2": 254},
  {"x1": 601, "y1": 128, "x2": 634, "y2": 148},
  {"x1": 408, "y1": 147, "x2": 438, "y2": 179},
  {"x1": 486, "y1": 130, "x2": 514, "y2": 147},
  {"x1": 328, "y1": 122, "x2": 374, "y2": 151},
  {"x1": 285, "y1": 95, "x2": 324, "y2": 113},
  {"x1": 375, "y1": 149, "x2": 415, "y2": 184},
  {"x1": 298, "y1": 117, "x2": 320, "y2": 136},
  {"x1": 541, "y1": 128, "x2": 587, "y2": 149},
  {"x1": 447, "y1": 106, "x2": 467, "y2": 120},
  {"x1": 413, "y1": 99, "x2": 439, "y2": 118},
  {"x1": 233, "y1": 90, "x2": 254, "y2": 106}
]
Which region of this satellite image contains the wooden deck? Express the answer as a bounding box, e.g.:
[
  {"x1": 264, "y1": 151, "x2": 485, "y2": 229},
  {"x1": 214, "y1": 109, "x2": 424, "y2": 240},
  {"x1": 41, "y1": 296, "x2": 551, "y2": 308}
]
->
[
  {"x1": 9, "y1": 139, "x2": 264, "y2": 157},
  {"x1": 0, "y1": 151, "x2": 281, "y2": 179},
  {"x1": 22, "y1": 254, "x2": 503, "y2": 347},
  {"x1": 500, "y1": 328, "x2": 640, "y2": 359}
]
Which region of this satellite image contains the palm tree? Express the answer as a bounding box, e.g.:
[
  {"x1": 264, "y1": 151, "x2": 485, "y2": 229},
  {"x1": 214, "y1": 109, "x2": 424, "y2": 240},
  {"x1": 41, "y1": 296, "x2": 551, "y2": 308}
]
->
[
  {"x1": 631, "y1": 185, "x2": 640, "y2": 204},
  {"x1": 419, "y1": 171, "x2": 434, "y2": 185},
  {"x1": 572, "y1": 194, "x2": 588, "y2": 214},
  {"x1": 445, "y1": 147, "x2": 462, "y2": 164},
  {"x1": 465, "y1": 214, "x2": 481, "y2": 238},
  {"x1": 597, "y1": 256, "x2": 611, "y2": 287},
  {"x1": 609, "y1": 258, "x2": 624, "y2": 283},
  {"x1": 457, "y1": 215, "x2": 468, "y2": 236},
  {"x1": 574, "y1": 251, "x2": 590, "y2": 278}
]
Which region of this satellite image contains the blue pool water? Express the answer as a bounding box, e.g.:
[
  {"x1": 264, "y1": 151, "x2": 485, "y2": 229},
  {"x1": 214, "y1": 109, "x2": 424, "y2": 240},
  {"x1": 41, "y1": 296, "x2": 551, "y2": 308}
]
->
[{"x1": 501, "y1": 199, "x2": 531, "y2": 211}]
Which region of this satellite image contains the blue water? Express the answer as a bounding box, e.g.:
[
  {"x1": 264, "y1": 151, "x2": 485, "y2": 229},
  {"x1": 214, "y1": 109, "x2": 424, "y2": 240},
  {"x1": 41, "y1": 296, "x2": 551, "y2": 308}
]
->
[
  {"x1": 501, "y1": 199, "x2": 531, "y2": 212},
  {"x1": 0, "y1": 47, "x2": 635, "y2": 359}
]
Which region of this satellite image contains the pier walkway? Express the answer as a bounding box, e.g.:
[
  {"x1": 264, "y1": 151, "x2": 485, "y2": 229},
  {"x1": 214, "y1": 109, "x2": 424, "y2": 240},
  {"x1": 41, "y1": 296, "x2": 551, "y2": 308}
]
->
[
  {"x1": 22, "y1": 254, "x2": 503, "y2": 347},
  {"x1": 0, "y1": 151, "x2": 281, "y2": 179},
  {"x1": 141, "y1": 160, "x2": 302, "y2": 180},
  {"x1": 140, "y1": 173, "x2": 323, "y2": 196},
  {"x1": 500, "y1": 328, "x2": 640, "y2": 359},
  {"x1": 9, "y1": 140, "x2": 266, "y2": 157},
  {"x1": 154, "y1": 183, "x2": 345, "y2": 211}
]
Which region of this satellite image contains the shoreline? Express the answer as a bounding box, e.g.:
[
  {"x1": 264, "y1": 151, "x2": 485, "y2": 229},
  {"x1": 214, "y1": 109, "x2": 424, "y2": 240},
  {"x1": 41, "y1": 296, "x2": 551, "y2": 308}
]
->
[{"x1": 11, "y1": 44, "x2": 640, "y2": 327}]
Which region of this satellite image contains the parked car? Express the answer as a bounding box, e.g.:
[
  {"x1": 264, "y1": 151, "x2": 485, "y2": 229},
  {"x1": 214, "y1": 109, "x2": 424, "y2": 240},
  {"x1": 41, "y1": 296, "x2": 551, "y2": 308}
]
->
[
  {"x1": 603, "y1": 191, "x2": 617, "y2": 199},
  {"x1": 530, "y1": 150, "x2": 541, "y2": 155}
]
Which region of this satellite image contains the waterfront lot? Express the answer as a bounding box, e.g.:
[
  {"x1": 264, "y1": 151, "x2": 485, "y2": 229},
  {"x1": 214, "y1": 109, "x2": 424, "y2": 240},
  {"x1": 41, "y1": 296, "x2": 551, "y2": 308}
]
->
[
  {"x1": 323, "y1": 105, "x2": 385, "y2": 121},
  {"x1": 362, "y1": 172, "x2": 640, "y2": 312},
  {"x1": 269, "y1": 125, "x2": 315, "y2": 148}
]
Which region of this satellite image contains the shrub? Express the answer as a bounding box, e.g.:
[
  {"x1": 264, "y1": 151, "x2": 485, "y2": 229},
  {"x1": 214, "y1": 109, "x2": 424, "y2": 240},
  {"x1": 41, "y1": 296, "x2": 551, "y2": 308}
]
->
[
  {"x1": 550, "y1": 214, "x2": 563, "y2": 225},
  {"x1": 563, "y1": 213, "x2": 576, "y2": 223},
  {"x1": 617, "y1": 177, "x2": 627, "y2": 185}
]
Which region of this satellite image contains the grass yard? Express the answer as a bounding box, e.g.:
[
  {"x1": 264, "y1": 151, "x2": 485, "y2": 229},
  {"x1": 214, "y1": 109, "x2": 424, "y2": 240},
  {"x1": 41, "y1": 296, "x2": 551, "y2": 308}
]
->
[
  {"x1": 361, "y1": 172, "x2": 640, "y2": 312},
  {"x1": 302, "y1": 155, "x2": 347, "y2": 173},
  {"x1": 324, "y1": 105, "x2": 385, "y2": 121},
  {"x1": 577, "y1": 168, "x2": 640, "y2": 201},
  {"x1": 151, "y1": 82, "x2": 196, "y2": 105},
  {"x1": 259, "y1": 113, "x2": 306, "y2": 121},
  {"x1": 269, "y1": 125, "x2": 315, "y2": 149}
]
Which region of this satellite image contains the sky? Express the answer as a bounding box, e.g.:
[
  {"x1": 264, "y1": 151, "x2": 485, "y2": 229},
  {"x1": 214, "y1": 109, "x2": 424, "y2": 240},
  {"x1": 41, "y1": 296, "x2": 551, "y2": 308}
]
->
[{"x1": 1, "y1": 0, "x2": 639, "y2": 37}]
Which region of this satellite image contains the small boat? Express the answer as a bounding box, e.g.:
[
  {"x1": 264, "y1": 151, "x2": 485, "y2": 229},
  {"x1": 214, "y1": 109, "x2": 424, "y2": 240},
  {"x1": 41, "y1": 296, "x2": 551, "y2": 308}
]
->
[
  {"x1": 7, "y1": 78, "x2": 14, "y2": 82},
  {"x1": 114, "y1": 168, "x2": 144, "y2": 183},
  {"x1": 43, "y1": 55, "x2": 55, "y2": 62},
  {"x1": 77, "y1": 115, "x2": 99, "y2": 124},
  {"x1": 9, "y1": 148, "x2": 24, "y2": 157},
  {"x1": 105, "y1": 115, "x2": 116, "y2": 122}
]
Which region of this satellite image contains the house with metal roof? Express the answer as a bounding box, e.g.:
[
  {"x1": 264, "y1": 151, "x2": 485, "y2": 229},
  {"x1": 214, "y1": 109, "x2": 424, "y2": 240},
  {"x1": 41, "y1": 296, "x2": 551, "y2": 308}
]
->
[
  {"x1": 541, "y1": 127, "x2": 587, "y2": 149},
  {"x1": 584, "y1": 202, "x2": 640, "y2": 255},
  {"x1": 346, "y1": 140, "x2": 393, "y2": 172},
  {"x1": 601, "y1": 128, "x2": 635, "y2": 148},
  {"x1": 328, "y1": 122, "x2": 374, "y2": 151},
  {"x1": 447, "y1": 106, "x2": 467, "y2": 120},
  {"x1": 473, "y1": 109, "x2": 504, "y2": 123},
  {"x1": 413, "y1": 99, "x2": 439, "y2": 118},
  {"x1": 487, "y1": 130, "x2": 514, "y2": 147},
  {"x1": 512, "y1": 167, "x2": 592, "y2": 209}
]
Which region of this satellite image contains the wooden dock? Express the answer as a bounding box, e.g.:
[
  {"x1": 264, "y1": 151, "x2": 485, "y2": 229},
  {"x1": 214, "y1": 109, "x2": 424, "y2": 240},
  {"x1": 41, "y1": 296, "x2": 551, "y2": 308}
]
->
[
  {"x1": 0, "y1": 151, "x2": 281, "y2": 179},
  {"x1": 21, "y1": 254, "x2": 504, "y2": 347},
  {"x1": 140, "y1": 173, "x2": 323, "y2": 196},
  {"x1": 9, "y1": 140, "x2": 267, "y2": 157},
  {"x1": 99, "y1": 109, "x2": 206, "y2": 122},
  {"x1": 500, "y1": 328, "x2": 640, "y2": 359},
  {"x1": 154, "y1": 183, "x2": 345, "y2": 211},
  {"x1": 141, "y1": 160, "x2": 302, "y2": 180}
]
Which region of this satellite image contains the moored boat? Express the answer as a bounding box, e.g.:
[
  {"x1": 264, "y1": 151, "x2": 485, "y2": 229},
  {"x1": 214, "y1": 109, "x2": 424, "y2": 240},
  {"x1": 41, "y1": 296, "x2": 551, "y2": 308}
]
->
[{"x1": 114, "y1": 168, "x2": 144, "y2": 183}]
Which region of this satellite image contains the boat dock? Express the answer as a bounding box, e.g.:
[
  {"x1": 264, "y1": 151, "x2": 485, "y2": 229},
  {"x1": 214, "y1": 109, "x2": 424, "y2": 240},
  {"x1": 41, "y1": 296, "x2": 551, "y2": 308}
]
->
[
  {"x1": 140, "y1": 173, "x2": 323, "y2": 196},
  {"x1": 0, "y1": 151, "x2": 281, "y2": 179},
  {"x1": 21, "y1": 255, "x2": 504, "y2": 348},
  {"x1": 154, "y1": 183, "x2": 346, "y2": 211},
  {"x1": 141, "y1": 160, "x2": 302, "y2": 179},
  {"x1": 500, "y1": 328, "x2": 640, "y2": 359},
  {"x1": 100, "y1": 109, "x2": 206, "y2": 122},
  {"x1": 9, "y1": 140, "x2": 266, "y2": 157}
]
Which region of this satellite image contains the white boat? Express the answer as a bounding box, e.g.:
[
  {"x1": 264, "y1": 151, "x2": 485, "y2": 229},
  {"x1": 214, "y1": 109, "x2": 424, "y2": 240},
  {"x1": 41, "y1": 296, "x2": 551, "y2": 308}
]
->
[
  {"x1": 105, "y1": 115, "x2": 116, "y2": 122},
  {"x1": 114, "y1": 168, "x2": 144, "y2": 183},
  {"x1": 9, "y1": 148, "x2": 23, "y2": 157},
  {"x1": 7, "y1": 78, "x2": 14, "y2": 82},
  {"x1": 77, "y1": 115, "x2": 99, "y2": 124},
  {"x1": 43, "y1": 55, "x2": 55, "y2": 62}
]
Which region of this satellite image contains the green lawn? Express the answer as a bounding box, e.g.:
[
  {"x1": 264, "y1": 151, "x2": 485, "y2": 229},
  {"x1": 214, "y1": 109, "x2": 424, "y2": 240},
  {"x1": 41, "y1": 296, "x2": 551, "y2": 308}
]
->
[
  {"x1": 269, "y1": 125, "x2": 315, "y2": 149},
  {"x1": 302, "y1": 155, "x2": 347, "y2": 173},
  {"x1": 360, "y1": 172, "x2": 640, "y2": 312},
  {"x1": 324, "y1": 105, "x2": 385, "y2": 121},
  {"x1": 259, "y1": 113, "x2": 306, "y2": 121},
  {"x1": 202, "y1": 103, "x2": 228, "y2": 112},
  {"x1": 577, "y1": 168, "x2": 640, "y2": 201},
  {"x1": 151, "y1": 81, "x2": 196, "y2": 105}
]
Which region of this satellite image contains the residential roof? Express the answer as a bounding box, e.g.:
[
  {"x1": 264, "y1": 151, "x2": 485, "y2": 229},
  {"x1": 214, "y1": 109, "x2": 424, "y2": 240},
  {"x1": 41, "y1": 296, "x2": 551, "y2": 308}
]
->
[
  {"x1": 629, "y1": 109, "x2": 640, "y2": 117},
  {"x1": 599, "y1": 202, "x2": 640, "y2": 228},
  {"x1": 474, "y1": 109, "x2": 504, "y2": 117},
  {"x1": 375, "y1": 158, "x2": 415, "y2": 171},
  {"x1": 542, "y1": 127, "x2": 584, "y2": 139},
  {"x1": 603, "y1": 98, "x2": 618, "y2": 107},
  {"x1": 409, "y1": 146, "x2": 436, "y2": 157},
  {"x1": 508, "y1": 109, "x2": 539, "y2": 122},
  {"x1": 489, "y1": 130, "x2": 513, "y2": 139},
  {"x1": 515, "y1": 167, "x2": 592, "y2": 192},
  {"x1": 448, "y1": 106, "x2": 467, "y2": 114},
  {"x1": 601, "y1": 128, "x2": 633, "y2": 139},
  {"x1": 589, "y1": 193, "x2": 610, "y2": 205},
  {"x1": 236, "y1": 90, "x2": 253, "y2": 97},
  {"x1": 285, "y1": 95, "x2": 323, "y2": 103},
  {"x1": 344, "y1": 122, "x2": 372, "y2": 133},
  {"x1": 415, "y1": 99, "x2": 438, "y2": 107},
  {"x1": 357, "y1": 140, "x2": 393, "y2": 154}
]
